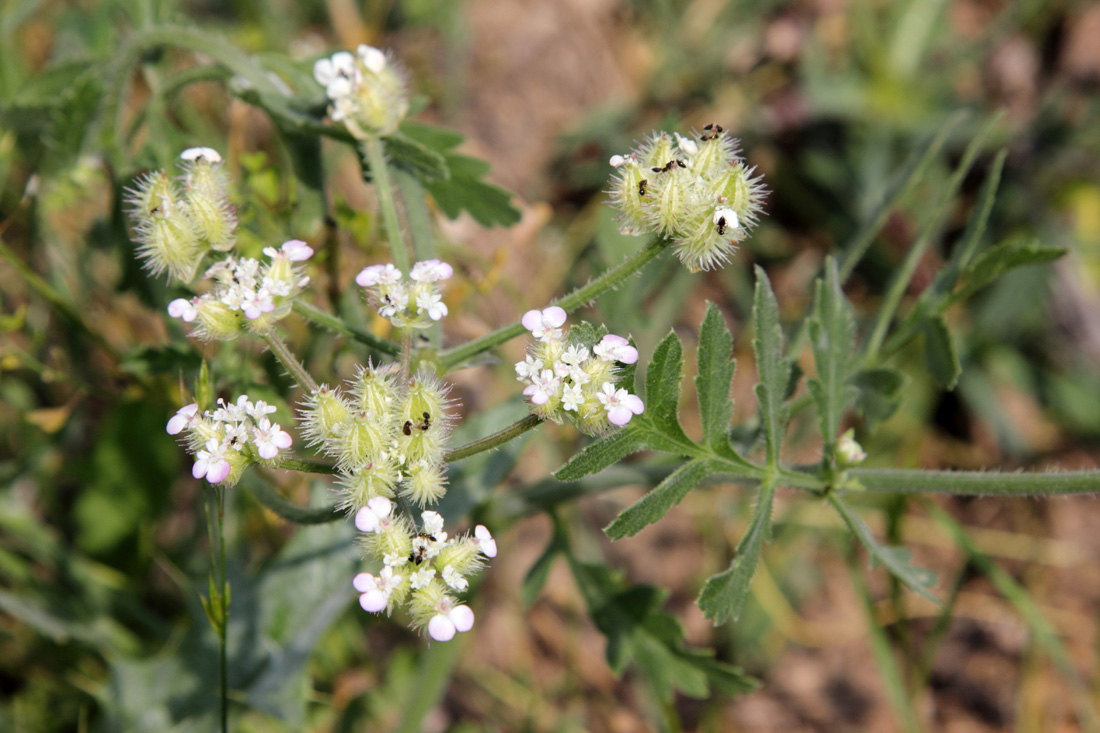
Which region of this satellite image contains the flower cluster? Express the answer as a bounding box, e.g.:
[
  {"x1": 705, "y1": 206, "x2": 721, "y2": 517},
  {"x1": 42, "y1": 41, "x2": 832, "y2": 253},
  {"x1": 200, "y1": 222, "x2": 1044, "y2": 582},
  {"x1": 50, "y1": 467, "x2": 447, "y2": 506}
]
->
[
  {"x1": 126, "y1": 148, "x2": 237, "y2": 282},
  {"x1": 516, "y1": 306, "x2": 644, "y2": 434},
  {"x1": 300, "y1": 364, "x2": 453, "y2": 512},
  {"x1": 353, "y1": 498, "x2": 497, "y2": 641},
  {"x1": 166, "y1": 395, "x2": 294, "y2": 485},
  {"x1": 313, "y1": 45, "x2": 409, "y2": 138},
  {"x1": 166, "y1": 240, "x2": 314, "y2": 340},
  {"x1": 608, "y1": 126, "x2": 767, "y2": 272},
  {"x1": 356, "y1": 259, "x2": 452, "y2": 329}
]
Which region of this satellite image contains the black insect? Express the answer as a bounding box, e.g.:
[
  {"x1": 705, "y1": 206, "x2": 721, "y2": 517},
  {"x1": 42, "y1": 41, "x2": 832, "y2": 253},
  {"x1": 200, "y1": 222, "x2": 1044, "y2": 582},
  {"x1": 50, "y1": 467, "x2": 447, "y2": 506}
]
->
[
  {"x1": 701, "y1": 123, "x2": 725, "y2": 141},
  {"x1": 402, "y1": 420, "x2": 413, "y2": 436},
  {"x1": 638, "y1": 179, "x2": 648, "y2": 197},
  {"x1": 716, "y1": 216, "x2": 728, "y2": 236},
  {"x1": 409, "y1": 532, "x2": 438, "y2": 565},
  {"x1": 651, "y1": 159, "x2": 682, "y2": 174},
  {"x1": 420, "y1": 411, "x2": 431, "y2": 431}
]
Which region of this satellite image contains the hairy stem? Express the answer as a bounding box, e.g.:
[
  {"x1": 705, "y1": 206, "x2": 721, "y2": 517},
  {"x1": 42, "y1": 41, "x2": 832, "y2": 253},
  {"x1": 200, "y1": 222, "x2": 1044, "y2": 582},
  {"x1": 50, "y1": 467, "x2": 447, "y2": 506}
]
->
[
  {"x1": 848, "y1": 468, "x2": 1100, "y2": 496},
  {"x1": 439, "y1": 236, "x2": 674, "y2": 371},
  {"x1": 363, "y1": 136, "x2": 410, "y2": 273},
  {"x1": 292, "y1": 301, "x2": 401, "y2": 356},
  {"x1": 262, "y1": 331, "x2": 319, "y2": 393},
  {"x1": 445, "y1": 414, "x2": 543, "y2": 463}
]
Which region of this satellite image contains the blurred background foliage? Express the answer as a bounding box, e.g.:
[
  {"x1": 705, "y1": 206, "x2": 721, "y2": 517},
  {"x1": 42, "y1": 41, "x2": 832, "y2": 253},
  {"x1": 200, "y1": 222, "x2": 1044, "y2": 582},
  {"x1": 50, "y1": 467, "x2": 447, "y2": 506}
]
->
[{"x1": 2, "y1": 0, "x2": 1100, "y2": 730}]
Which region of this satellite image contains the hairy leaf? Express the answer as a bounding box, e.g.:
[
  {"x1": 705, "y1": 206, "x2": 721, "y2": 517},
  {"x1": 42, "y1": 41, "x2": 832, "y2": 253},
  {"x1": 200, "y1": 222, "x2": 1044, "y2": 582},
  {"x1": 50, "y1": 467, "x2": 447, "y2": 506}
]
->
[
  {"x1": 644, "y1": 330, "x2": 691, "y2": 444},
  {"x1": 808, "y1": 257, "x2": 858, "y2": 453},
  {"x1": 554, "y1": 428, "x2": 648, "y2": 481},
  {"x1": 695, "y1": 302, "x2": 737, "y2": 449},
  {"x1": 830, "y1": 495, "x2": 939, "y2": 604},
  {"x1": 605, "y1": 459, "x2": 712, "y2": 539},
  {"x1": 697, "y1": 481, "x2": 776, "y2": 624},
  {"x1": 383, "y1": 131, "x2": 450, "y2": 182},
  {"x1": 923, "y1": 315, "x2": 961, "y2": 390},
  {"x1": 852, "y1": 367, "x2": 908, "y2": 424},
  {"x1": 752, "y1": 267, "x2": 791, "y2": 468}
]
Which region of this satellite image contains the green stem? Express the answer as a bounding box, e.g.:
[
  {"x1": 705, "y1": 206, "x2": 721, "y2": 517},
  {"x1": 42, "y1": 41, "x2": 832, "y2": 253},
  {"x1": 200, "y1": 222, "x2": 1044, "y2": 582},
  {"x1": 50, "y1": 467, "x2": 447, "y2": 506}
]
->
[
  {"x1": 262, "y1": 331, "x2": 319, "y2": 393},
  {"x1": 275, "y1": 456, "x2": 338, "y2": 474},
  {"x1": 363, "y1": 136, "x2": 410, "y2": 273},
  {"x1": 292, "y1": 301, "x2": 401, "y2": 356},
  {"x1": 848, "y1": 468, "x2": 1100, "y2": 496},
  {"x1": 445, "y1": 415, "x2": 542, "y2": 464},
  {"x1": 216, "y1": 489, "x2": 228, "y2": 733},
  {"x1": 439, "y1": 236, "x2": 674, "y2": 371}
]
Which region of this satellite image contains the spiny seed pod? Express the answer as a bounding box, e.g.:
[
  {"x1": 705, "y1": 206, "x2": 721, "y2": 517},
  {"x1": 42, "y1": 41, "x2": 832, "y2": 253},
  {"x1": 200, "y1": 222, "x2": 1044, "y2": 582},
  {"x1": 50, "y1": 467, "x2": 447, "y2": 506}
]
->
[
  {"x1": 352, "y1": 362, "x2": 400, "y2": 417},
  {"x1": 300, "y1": 386, "x2": 351, "y2": 448},
  {"x1": 193, "y1": 298, "x2": 242, "y2": 341},
  {"x1": 337, "y1": 459, "x2": 401, "y2": 512},
  {"x1": 400, "y1": 461, "x2": 448, "y2": 507},
  {"x1": 179, "y1": 149, "x2": 237, "y2": 252},
  {"x1": 335, "y1": 412, "x2": 389, "y2": 470}
]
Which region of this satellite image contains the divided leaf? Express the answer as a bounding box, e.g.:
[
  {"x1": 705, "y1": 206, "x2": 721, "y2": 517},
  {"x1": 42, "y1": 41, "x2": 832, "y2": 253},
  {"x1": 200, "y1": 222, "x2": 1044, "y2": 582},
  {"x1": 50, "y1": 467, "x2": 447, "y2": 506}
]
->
[
  {"x1": 829, "y1": 495, "x2": 939, "y2": 604},
  {"x1": 645, "y1": 329, "x2": 691, "y2": 445},
  {"x1": 604, "y1": 458, "x2": 713, "y2": 539},
  {"x1": 752, "y1": 267, "x2": 791, "y2": 468},
  {"x1": 697, "y1": 481, "x2": 776, "y2": 625},
  {"x1": 951, "y1": 239, "x2": 1066, "y2": 306},
  {"x1": 554, "y1": 428, "x2": 648, "y2": 482},
  {"x1": 695, "y1": 302, "x2": 737, "y2": 449},
  {"x1": 382, "y1": 131, "x2": 450, "y2": 182},
  {"x1": 807, "y1": 257, "x2": 858, "y2": 453}
]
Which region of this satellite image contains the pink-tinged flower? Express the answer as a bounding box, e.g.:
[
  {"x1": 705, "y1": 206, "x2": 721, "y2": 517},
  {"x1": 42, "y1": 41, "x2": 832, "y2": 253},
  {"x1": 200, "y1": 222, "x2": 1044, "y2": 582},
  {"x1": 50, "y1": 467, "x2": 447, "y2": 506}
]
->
[
  {"x1": 166, "y1": 403, "x2": 199, "y2": 435},
  {"x1": 354, "y1": 566, "x2": 402, "y2": 612},
  {"x1": 473, "y1": 525, "x2": 497, "y2": 558},
  {"x1": 523, "y1": 369, "x2": 560, "y2": 405},
  {"x1": 355, "y1": 263, "x2": 403, "y2": 287},
  {"x1": 252, "y1": 418, "x2": 293, "y2": 459},
  {"x1": 168, "y1": 298, "x2": 199, "y2": 322},
  {"x1": 593, "y1": 334, "x2": 639, "y2": 364},
  {"x1": 355, "y1": 496, "x2": 393, "y2": 533},
  {"x1": 240, "y1": 288, "x2": 275, "y2": 320},
  {"x1": 597, "y1": 383, "x2": 645, "y2": 426},
  {"x1": 521, "y1": 306, "x2": 567, "y2": 342},
  {"x1": 193, "y1": 438, "x2": 232, "y2": 483},
  {"x1": 280, "y1": 239, "x2": 314, "y2": 261},
  {"x1": 428, "y1": 603, "x2": 475, "y2": 642},
  {"x1": 409, "y1": 259, "x2": 453, "y2": 283},
  {"x1": 514, "y1": 355, "x2": 543, "y2": 381}
]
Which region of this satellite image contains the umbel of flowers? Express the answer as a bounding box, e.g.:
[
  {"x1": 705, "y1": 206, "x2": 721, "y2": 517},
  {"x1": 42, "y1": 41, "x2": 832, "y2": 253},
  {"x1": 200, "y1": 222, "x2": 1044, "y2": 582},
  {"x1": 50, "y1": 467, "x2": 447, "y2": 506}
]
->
[
  {"x1": 313, "y1": 44, "x2": 409, "y2": 138},
  {"x1": 356, "y1": 259, "x2": 452, "y2": 328},
  {"x1": 166, "y1": 239, "x2": 314, "y2": 339},
  {"x1": 126, "y1": 147, "x2": 238, "y2": 282},
  {"x1": 608, "y1": 126, "x2": 767, "y2": 272},
  {"x1": 353, "y1": 499, "x2": 497, "y2": 641},
  {"x1": 166, "y1": 395, "x2": 294, "y2": 485},
  {"x1": 516, "y1": 306, "x2": 644, "y2": 434}
]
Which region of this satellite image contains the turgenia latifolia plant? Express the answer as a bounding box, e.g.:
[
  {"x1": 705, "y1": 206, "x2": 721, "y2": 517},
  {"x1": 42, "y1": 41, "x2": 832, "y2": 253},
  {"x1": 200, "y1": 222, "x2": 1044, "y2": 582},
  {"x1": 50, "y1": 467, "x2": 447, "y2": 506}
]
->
[{"x1": 124, "y1": 40, "x2": 1099, "y2": 722}]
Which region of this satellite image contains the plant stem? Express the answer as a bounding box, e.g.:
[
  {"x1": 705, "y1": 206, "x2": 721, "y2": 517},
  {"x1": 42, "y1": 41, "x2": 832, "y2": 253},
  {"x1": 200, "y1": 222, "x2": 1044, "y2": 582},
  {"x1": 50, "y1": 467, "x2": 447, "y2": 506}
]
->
[
  {"x1": 445, "y1": 415, "x2": 543, "y2": 463},
  {"x1": 363, "y1": 136, "x2": 410, "y2": 273},
  {"x1": 243, "y1": 474, "x2": 341, "y2": 523},
  {"x1": 439, "y1": 236, "x2": 674, "y2": 371},
  {"x1": 292, "y1": 301, "x2": 401, "y2": 356},
  {"x1": 275, "y1": 456, "x2": 338, "y2": 474},
  {"x1": 217, "y1": 489, "x2": 228, "y2": 733},
  {"x1": 262, "y1": 331, "x2": 319, "y2": 393},
  {"x1": 848, "y1": 468, "x2": 1100, "y2": 496}
]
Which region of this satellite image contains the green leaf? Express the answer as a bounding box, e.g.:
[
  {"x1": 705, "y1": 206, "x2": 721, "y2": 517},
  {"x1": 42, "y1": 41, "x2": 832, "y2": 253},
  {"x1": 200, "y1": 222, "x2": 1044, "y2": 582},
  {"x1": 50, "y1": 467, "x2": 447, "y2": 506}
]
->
[
  {"x1": 829, "y1": 495, "x2": 939, "y2": 604},
  {"x1": 522, "y1": 519, "x2": 566, "y2": 606},
  {"x1": 752, "y1": 267, "x2": 791, "y2": 468},
  {"x1": 383, "y1": 131, "x2": 450, "y2": 182},
  {"x1": 851, "y1": 367, "x2": 908, "y2": 424},
  {"x1": 695, "y1": 302, "x2": 736, "y2": 449},
  {"x1": 554, "y1": 427, "x2": 648, "y2": 481},
  {"x1": 45, "y1": 72, "x2": 102, "y2": 163},
  {"x1": 807, "y1": 257, "x2": 858, "y2": 454},
  {"x1": 697, "y1": 480, "x2": 776, "y2": 624},
  {"x1": 951, "y1": 239, "x2": 1066, "y2": 306},
  {"x1": 644, "y1": 329, "x2": 691, "y2": 443},
  {"x1": 397, "y1": 120, "x2": 521, "y2": 227},
  {"x1": 923, "y1": 315, "x2": 961, "y2": 390},
  {"x1": 605, "y1": 458, "x2": 712, "y2": 539}
]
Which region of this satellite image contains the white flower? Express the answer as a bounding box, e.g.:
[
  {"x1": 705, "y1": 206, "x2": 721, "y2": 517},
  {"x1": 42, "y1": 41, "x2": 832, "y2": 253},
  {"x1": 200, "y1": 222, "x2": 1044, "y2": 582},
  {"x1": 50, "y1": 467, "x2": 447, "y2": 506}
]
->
[
  {"x1": 193, "y1": 438, "x2": 232, "y2": 483},
  {"x1": 356, "y1": 263, "x2": 403, "y2": 287},
  {"x1": 180, "y1": 147, "x2": 221, "y2": 162},
  {"x1": 383, "y1": 552, "x2": 409, "y2": 567},
  {"x1": 596, "y1": 383, "x2": 645, "y2": 426},
  {"x1": 674, "y1": 132, "x2": 699, "y2": 156},
  {"x1": 421, "y1": 511, "x2": 446, "y2": 538},
  {"x1": 523, "y1": 369, "x2": 560, "y2": 405},
  {"x1": 354, "y1": 566, "x2": 402, "y2": 612},
  {"x1": 521, "y1": 306, "x2": 567, "y2": 342},
  {"x1": 837, "y1": 429, "x2": 867, "y2": 466},
  {"x1": 355, "y1": 496, "x2": 393, "y2": 533},
  {"x1": 427, "y1": 603, "x2": 474, "y2": 642},
  {"x1": 264, "y1": 239, "x2": 314, "y2": 262},
  {"x1": 416, "y1": 291, "x2": 448, "y2": 321},
  {"x1": 409, "y1": 566, "x2": 437, "y2": 590},
  {"x1": 357, "y1": 44, "x2": 387, "y2": 74},
  {"x1": 245, "y1": 400, "x2": 277, "y2": 420},
  {"x1": 561, "y1": 383, "x2": 585, "y2": 412},
  {"x1": 442, "y1": 565, "x2": 468, "y2": 592},
  {"x1": 409, "y1": 259, "x2": 453, "y2": 283},
  {"x1": 252, "y1": 417, "x2": 293, "y2": 459},
  {"x1": 560, "y1": 344, "x2": 589, "y2": 366},
  {"x1": 609, "y1": 154, "x2": 627, "y2": 168},
  {"x1": 473, "y1": 525, "x2": 497, "y2": 558},
  {"x1": 593, "y1": 334, "x2": 639, "y2": 364},
  {"x1": 167, "y1": 298, "x2": 199, "y2": 322},
  {"x1": 514, "y1": 356, "x2": 543, "y2": 381},
  {"x1": 166, "y1": 403, "x2": 199, "y2": 435}
]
